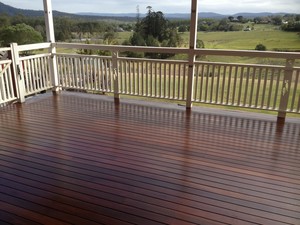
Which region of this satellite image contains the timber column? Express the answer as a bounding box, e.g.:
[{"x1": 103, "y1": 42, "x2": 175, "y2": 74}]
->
[
  {"x1": 186, "y1": 0, "x2": 198, "y2": 110},
  {"x1": 44, "y1": 0, "x2": 60, "y2": 94}
]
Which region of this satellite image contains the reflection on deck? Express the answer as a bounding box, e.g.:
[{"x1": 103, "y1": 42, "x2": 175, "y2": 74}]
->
[{"x1": 0, "y1": 92, "x2": 299, "y2": 225}]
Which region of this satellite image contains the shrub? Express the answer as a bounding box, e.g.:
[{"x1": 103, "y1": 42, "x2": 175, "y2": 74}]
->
[
  {"x1": 0, "y1": 23, "x2": 43, "y2": 47},
  {"x1": 255, "y1": 43, "x2": 267, "y2": 51}
]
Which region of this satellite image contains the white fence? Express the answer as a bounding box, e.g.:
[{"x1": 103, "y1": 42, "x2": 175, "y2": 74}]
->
[
  {"x1": 193, "y1": 62, "x2": 300, "y2": 113},
  {"x1": 20, "y1": 53, "x2": 52, "y2": 96},
  {"x1": 0, "y1": 59, "x2": 17, "y2": 106},
  {"x1": 55, "y1": 43, "x2": 300, "y2": 116},
  {"x1": 57, "y1": 54, "x2": 113, "y2": 93},
  {"x1": 1, "y1": 42, "x2": 299, "y2": 118},
  {"x1": 0, "y1": 47, "x2": 17, "y2": 106},
  {"x1": 0, "y1": 43, "x2": 54, "y2": 105},
  {"x1": 118, "y1": 58, "x2": 188, "y2": 100}
]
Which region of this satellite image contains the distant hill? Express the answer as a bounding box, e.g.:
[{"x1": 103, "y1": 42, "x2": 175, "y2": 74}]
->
[
  {"x1": 0, "y1": 2, "x2": 293, "y2": 20},
  {"x1": 75, "y1": 12, "x2": 292, "y2": 20},
  {"x1": 0, "y1": 2, "x2": 73, "y2": 17},
  {"x1": 232, "y1": 12, "x2": 288, "y2": 18},
  {"x1": 77, "y1": 12, "x2": 226, "y2": 19}
]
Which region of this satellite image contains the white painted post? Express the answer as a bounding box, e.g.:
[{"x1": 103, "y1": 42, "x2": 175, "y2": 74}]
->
[
  {"x1": 43, "y1": 0, "x2": 60, "y2": 94},
  {"x1": 186, "y1": 0, "x2": 198, "y2": 110},
  {"x1": 112, "y1": 51, "x2": 120, "y2": 103},
  {"x1": 10, "y1": 43, "x2": 25, "y2": 103},
  {"x1": 277, "y1": 58, "x2": 295, "y2": 122}
]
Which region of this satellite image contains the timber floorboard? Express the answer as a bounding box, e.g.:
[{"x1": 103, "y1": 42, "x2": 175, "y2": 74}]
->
[{"x1": 0, "y1": 92, "x2": 299, "y2": 225}]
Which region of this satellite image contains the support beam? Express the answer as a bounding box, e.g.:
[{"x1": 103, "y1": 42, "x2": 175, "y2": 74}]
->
[
  {"x1": 277, "y1": 58, "x2": 295, "y2": 123},
  {"x1": 10, "y1": 43, "x2": 25, "y2": 103},
  {"x1": 186, "y1": 0, "x2": 198, "y2": 110},
  {"x1": 43, "y1": 0, "x2": 60, "y2": 93},
  {"x1": 112, "y1": 51, "x2": 120, "y2": 104},
  {"x1": 43, "y1": 0, "x2": 55, "y2": 43}
]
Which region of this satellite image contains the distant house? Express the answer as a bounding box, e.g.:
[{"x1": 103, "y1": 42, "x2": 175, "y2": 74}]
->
[
  {"x1": 260, "y1": 20, "x2": 271, "y2": 24},
  {"x1": 116, "y1": 27, "x2": 124, "y2": 32}
]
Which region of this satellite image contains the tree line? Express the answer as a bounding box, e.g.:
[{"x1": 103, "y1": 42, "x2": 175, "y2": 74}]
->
[
  {"x1": 122, "y1": 6, "x2": 183, "y2": 58},
  {"x1": 173, "y1": 14, "x2": 300, "y2": 32},
  {"x1": 0, "y1": 13, "x2": 133, "y2": 47},
  {"x1": 1, "y1": 10, "x2": 299, "y2": 57}
]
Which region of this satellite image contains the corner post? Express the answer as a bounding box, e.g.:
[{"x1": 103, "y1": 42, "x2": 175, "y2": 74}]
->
[
  {"x1": 112, "y1": 51, "x2": 120, "y2": 104},
  {"x1": 277, "y1": 58, "x2": 295, "y2": 122},
  {"x1": 186, "y1": 0, "x2": 198, "y2": 110},
  {"x1": 43, "y1": 0, "x2": 60, "y2": 94},
  {"x1": 10, "y1": 43, "x2": 25, "y2": 103}
]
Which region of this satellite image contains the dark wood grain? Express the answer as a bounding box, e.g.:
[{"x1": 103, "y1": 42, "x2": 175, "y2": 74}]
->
[{"x1": 0, "y1": 92, "x2": 299, "y2": 225}]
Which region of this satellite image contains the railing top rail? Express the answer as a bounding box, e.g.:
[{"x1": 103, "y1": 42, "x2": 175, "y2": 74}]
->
[
  {"x1": 195, "y1": 48, "x2": 300, "y2": 59},
  {"x1": 118, "y1": 56, "x2": 188, "y2": 64},
  {"x1": 195, "y1": 60, "x2": 286, "y2": 69},
  {"x1": 55, "y1": 42, "x2": 300, "y2": 60},
  {"x1": 55, "y1": 53, "x2": 111, "y2": 59},
  {"x1": 0, "y1": 47, "x2": 11, "y2": 52},
  {"x1": 18, "y1": 42, "x2": 52, "y2": 52},
  {"x1": 0, "y1": 59, "x2": 11, "y2": 65},
  {"x1": 55, "y1": 42, "x2": 189, "y2": 54},
  {"x1": 56, "y1": 52, "x2": 188, "y2": 64},
  {"x1": 20, "y1": 53, "x2": 51, "y2": 61}
]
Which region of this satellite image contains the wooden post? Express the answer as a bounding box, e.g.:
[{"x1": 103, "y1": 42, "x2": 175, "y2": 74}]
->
[
  {"x1": 112, "y1": 51, "x2": 120, "y2": 104},
  {"x1": 186, "y1": 0, "x2": 198, "y2": 110},
  {"x1": 277, "y1": 58, "x2": 295, "y2": 122},
  {"x1": 7, "y1": 49, "x2": 18, "y2": 99},
  {"x1": 10, "y1": 43, "x2": 25, "y2": 103},
  {"x1": 43, "y1": 0, "x2": 60, "y2": 94}
]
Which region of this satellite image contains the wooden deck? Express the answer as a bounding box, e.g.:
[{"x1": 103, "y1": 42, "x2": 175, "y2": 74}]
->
[{"x1": 0, "y1": 92, "x2": 300, "y2": 225}]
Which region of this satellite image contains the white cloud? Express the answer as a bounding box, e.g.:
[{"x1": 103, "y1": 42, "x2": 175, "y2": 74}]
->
[{"x1": 1, "y1": 0, "x2": 299, "y2": 14}]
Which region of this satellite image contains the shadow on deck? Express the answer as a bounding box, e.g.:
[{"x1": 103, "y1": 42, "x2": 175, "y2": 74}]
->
[{"x1": 0, "y1": 92, "x2": 300, "y2": 225}]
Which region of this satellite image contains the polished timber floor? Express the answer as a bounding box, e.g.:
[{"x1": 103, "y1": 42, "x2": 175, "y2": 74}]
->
[{"x1": 0, "y1": 92, "x2": 299, "y2": 225}]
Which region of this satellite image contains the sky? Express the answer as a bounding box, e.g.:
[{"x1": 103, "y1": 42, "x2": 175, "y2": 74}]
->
[{"x1": 1, "y1": 0, "x2": 300, "y2": 14}]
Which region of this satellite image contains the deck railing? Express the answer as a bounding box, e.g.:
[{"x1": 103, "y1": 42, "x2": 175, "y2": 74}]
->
[
  {"x1": 17, "y1": 43, "x2": 53, "y2": 98},
  {"x1": 55, "y1": 43, "x2": 300, "y2": 117},
  {"x1": 193, "y1": 61, "x2": 300, "y2": 113},
  {"x1": 56, "y1": 53, "x2": 189, "y2": 101},
  {"x1": 0, "y1": 47, "x2": 17, "y2": 106},
  {"x1": 57, "y1": 54, "x2": 114, "y2": 93},
  {"x1": 1, "y1": 42, "x2": 300, "y2": 118},
  {"x1": 20, "y1": 53, "x2": 52, "y2": 96}
]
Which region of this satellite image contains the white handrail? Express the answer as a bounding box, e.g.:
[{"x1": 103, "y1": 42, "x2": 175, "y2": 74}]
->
[
  {"x1": 55, "y1": 42, "x2": 189, "y2": 54},
  {"x1": 55, "y1": 42, "x2": 300, "y2": 60},
  {"x1": 20, "y1": 53, "x2": 51, "y2": 61},
  {"x1": 0, "y1": 47, "x2": 11, "y2": 52},
  {"x1": 195, "y1": 60, "x2": 285, "y2": 69},
  {"x1": 18, "y1": 43, "x2": 52, "y2": 52},
  {"x1": 194, "y1": 49, "x2": 300, "y2": 59},
  {"x1": 0, "y1": 60, "x2": 11, "y2": 65}
]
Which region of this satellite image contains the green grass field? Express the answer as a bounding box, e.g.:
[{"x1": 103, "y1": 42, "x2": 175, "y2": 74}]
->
[
  {"x1": 116, "y1": 24, "x2": 300, "y2": 52},
  {"x1": 195, "y1": 30, "x2": 299, "y2": 50},
  {"x1": 113, "y1": 24, "x2": 300, "y2": 67},
  {"x1": 196, "y1": 26, "x2": 300, "y2": 51}
]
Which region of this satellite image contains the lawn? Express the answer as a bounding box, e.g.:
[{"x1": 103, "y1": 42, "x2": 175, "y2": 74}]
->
[
  {"x1": 176, "y1": 24, "x2": 300, "y2": 66},
  {"x1": 116, "y1": 24, "x2": 300, "y2": 52},
  {"x1": 197, "y1": 29, "x2": 300, "y2": 51},
  {"x1": 178, "y1": 24, "x2": 300, "y2": 51}
]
